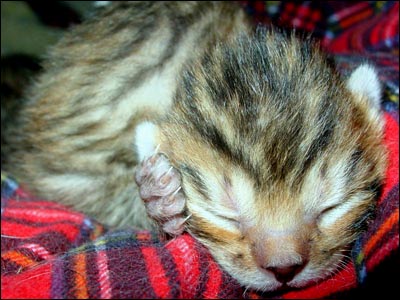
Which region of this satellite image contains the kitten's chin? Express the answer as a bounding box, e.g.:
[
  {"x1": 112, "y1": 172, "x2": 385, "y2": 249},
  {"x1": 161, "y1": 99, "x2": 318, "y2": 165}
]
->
[
  {"x1": 226, "y1": 267, "x2": 281, "y2": 292},
  {"x1": 240, "y1": 273, "x2": 313, "y2": 293},
  {"x1": 284, "y1": 267, "x2": 329, "y2": 290},
  {"x1": 244, "y1": 279, "x2": 282, "y2": 292},
  {"x1": 218, "y1": 258, "x2": 315, "y2": 292},
  {"x1": 236, "y1": 266, "x2": 322, "y2": 292},
  {"x1": 286, "y1": 277, "x2": 315, "y2": 289}
]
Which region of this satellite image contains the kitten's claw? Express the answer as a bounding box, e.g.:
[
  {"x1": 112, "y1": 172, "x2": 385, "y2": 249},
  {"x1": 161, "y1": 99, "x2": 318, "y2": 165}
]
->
[
  {"x1": 163, "y1": 214, "x2": 191, "y2": 236},
  {"x1": 135, "y1": 153, "x2": 187, "y2": 236}
]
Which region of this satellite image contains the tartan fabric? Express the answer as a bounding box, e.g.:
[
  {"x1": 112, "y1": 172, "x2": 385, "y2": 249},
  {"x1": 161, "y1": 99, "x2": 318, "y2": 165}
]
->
[
  {"x1": 1, "y1": 178, "x2": 243, "y2": 299},
  {"x1": 1, "y1": 1, "x2": 399, "y2": 299}
]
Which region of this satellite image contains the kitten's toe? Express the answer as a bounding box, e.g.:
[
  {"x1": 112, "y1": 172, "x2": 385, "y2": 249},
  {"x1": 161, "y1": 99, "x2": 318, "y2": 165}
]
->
[
  {"x1": 135, "y1": 153, "x2": 188, "y2": 236},
  {"x1": 146, "y1": 190, "x2": 186, "y2": 219},
  {"x1": 162, "y1": 215, "x2": 189, "y2": 236},
  {"x1": 136, "y1": 153, "x2": 181, "y2": 199}
]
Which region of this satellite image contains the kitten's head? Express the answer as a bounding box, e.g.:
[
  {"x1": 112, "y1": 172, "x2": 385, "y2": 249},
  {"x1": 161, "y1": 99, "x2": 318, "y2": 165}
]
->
[{"x1": 135, "y1": 29, "x2": 387, "y2": 291}]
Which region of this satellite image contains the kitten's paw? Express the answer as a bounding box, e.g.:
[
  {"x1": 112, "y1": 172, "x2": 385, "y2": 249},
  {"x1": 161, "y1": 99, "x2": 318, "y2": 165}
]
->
[{"x1": 135, "y1": 153, "x2": 187, "y2": 236}]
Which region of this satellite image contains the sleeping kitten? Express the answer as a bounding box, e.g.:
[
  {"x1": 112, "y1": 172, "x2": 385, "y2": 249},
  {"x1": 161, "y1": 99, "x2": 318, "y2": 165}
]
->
[{"x1": 3, "y1": 1, "x2": 386, "y2": 292}]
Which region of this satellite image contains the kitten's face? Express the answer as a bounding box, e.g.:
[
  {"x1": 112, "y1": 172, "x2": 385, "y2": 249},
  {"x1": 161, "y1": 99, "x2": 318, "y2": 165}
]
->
[
  {"x1": 143, "y1": 31, "x2": 387, "y2": 291},
  {"x1": 157, "y1": 112, "x2": 385, "y2": 291}
]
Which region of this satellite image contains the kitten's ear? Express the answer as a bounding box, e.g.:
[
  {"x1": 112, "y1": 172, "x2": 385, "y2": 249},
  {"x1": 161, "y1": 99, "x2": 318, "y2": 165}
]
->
[
  {"x1": 135, "y1": 121, "x2": 160, "y2": 161},
  {"x1": 346, "y1": 64, "x2": 381, "y2": 110}
]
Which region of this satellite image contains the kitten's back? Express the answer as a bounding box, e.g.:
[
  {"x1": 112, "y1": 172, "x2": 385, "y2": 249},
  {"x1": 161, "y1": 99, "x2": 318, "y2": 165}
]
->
[{"x1": 3, "y1": 1, "x2": 250, "y2": 228}]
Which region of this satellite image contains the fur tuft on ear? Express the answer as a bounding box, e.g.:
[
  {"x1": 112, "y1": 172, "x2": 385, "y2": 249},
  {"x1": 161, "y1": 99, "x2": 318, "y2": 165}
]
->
[
  {"x1": 135, "y1": 121, "x2": 159, "y2": 161},
  {"x1": 346, "y1": 64, "x2": 381, "y2": 110}
]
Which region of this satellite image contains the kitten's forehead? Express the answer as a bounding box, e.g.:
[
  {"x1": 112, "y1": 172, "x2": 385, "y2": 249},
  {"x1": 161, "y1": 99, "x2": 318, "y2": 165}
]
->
[{"x1": 170, "y1": 28, "x2": 352, "y2": 186}]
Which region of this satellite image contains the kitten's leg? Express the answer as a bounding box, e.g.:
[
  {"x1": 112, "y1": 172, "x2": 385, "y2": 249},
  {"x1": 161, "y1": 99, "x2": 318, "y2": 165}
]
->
[{"x1": 135, "y1": 153, "x2": 187, "y2": 236}]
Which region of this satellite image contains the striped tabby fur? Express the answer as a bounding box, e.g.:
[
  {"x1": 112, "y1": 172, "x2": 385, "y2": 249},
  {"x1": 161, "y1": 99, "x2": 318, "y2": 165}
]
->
[
  {"x1": 3, "y1": 1, "x2": 386, "y2": 291},
  {"x1": 3, "y1": 1, "x2": 250, "y2": 229}
]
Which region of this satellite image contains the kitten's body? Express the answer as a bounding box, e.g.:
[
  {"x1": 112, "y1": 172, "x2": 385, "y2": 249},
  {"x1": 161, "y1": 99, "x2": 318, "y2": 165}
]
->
[
  {"x1": 4, "y1": 1, "x2": 250, "y2": 228},
  {"x1": 3, "y1": 1, "x2": 386, "y2": 292}
]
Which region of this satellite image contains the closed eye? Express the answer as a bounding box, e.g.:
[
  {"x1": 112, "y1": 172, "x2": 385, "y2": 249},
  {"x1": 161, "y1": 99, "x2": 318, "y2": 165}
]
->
[
  {"x1": 215, "y1": 213, "x2": 240, "y2": 226},
  {"x1": 317, "y1": 204, "x2": 340, "y2": 222},
  {"x1": 317, "y1": 198, "x2": 363, "y2": 228},
  {"x1": 320, "y1": 205, "x2": 339, "y2": 215}
]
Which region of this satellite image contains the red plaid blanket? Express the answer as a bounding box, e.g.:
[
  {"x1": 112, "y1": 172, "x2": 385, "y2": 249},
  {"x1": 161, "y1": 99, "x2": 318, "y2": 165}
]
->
[{"x1": 1, "y1": 1, "x2": 399, "y2": 299}]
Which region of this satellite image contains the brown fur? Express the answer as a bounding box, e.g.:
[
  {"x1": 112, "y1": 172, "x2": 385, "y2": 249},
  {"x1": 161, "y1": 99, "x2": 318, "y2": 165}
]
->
[
  {"x1": 2, "y1": 1, "x2": 386, "y2": 291},
  {"x1": 156, "y1": 29, "x2": 386, "y2": 289},
  {"x1": 3, "y1": 1, "x2": 250, "y2": 229}
]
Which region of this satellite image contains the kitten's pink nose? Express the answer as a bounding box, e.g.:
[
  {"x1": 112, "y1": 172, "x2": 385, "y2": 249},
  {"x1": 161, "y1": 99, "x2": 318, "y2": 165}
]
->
[{"x1": 265, "y1": 263, "x2": 304, "y2": 283}]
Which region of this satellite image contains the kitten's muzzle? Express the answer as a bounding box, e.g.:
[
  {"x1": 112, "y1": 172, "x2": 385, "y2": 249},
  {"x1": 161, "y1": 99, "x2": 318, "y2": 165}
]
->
[{"x1": 251, "y1": 229, "x2": 310, "y2": 283}]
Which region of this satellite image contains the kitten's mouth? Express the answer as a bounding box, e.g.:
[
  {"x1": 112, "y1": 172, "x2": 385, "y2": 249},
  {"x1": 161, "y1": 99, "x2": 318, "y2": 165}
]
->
[
  {"x1": 285, "y1": 277, "x2": 321, "y2": 290},
  {"x1": 276, "y1": 282, "x2": 290, "y2": 291},
  {"x1": 277, "y1": 279, "x2": 299, "y2": 290},
  {"x1": 259, "y1": 282, "x2": 303, "y2": 297},
  {"x1": 269, "y1": 274, "x2": 316, "y2": 293}
]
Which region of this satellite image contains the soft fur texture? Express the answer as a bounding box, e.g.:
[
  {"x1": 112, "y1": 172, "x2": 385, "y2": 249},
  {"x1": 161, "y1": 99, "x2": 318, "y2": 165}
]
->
[
  {"x1": 2, "y1": 1, "x2": 390, "y2": 292},
  {"x1": 3, "y1": 1, "x2": 250, "y2": 230}
]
